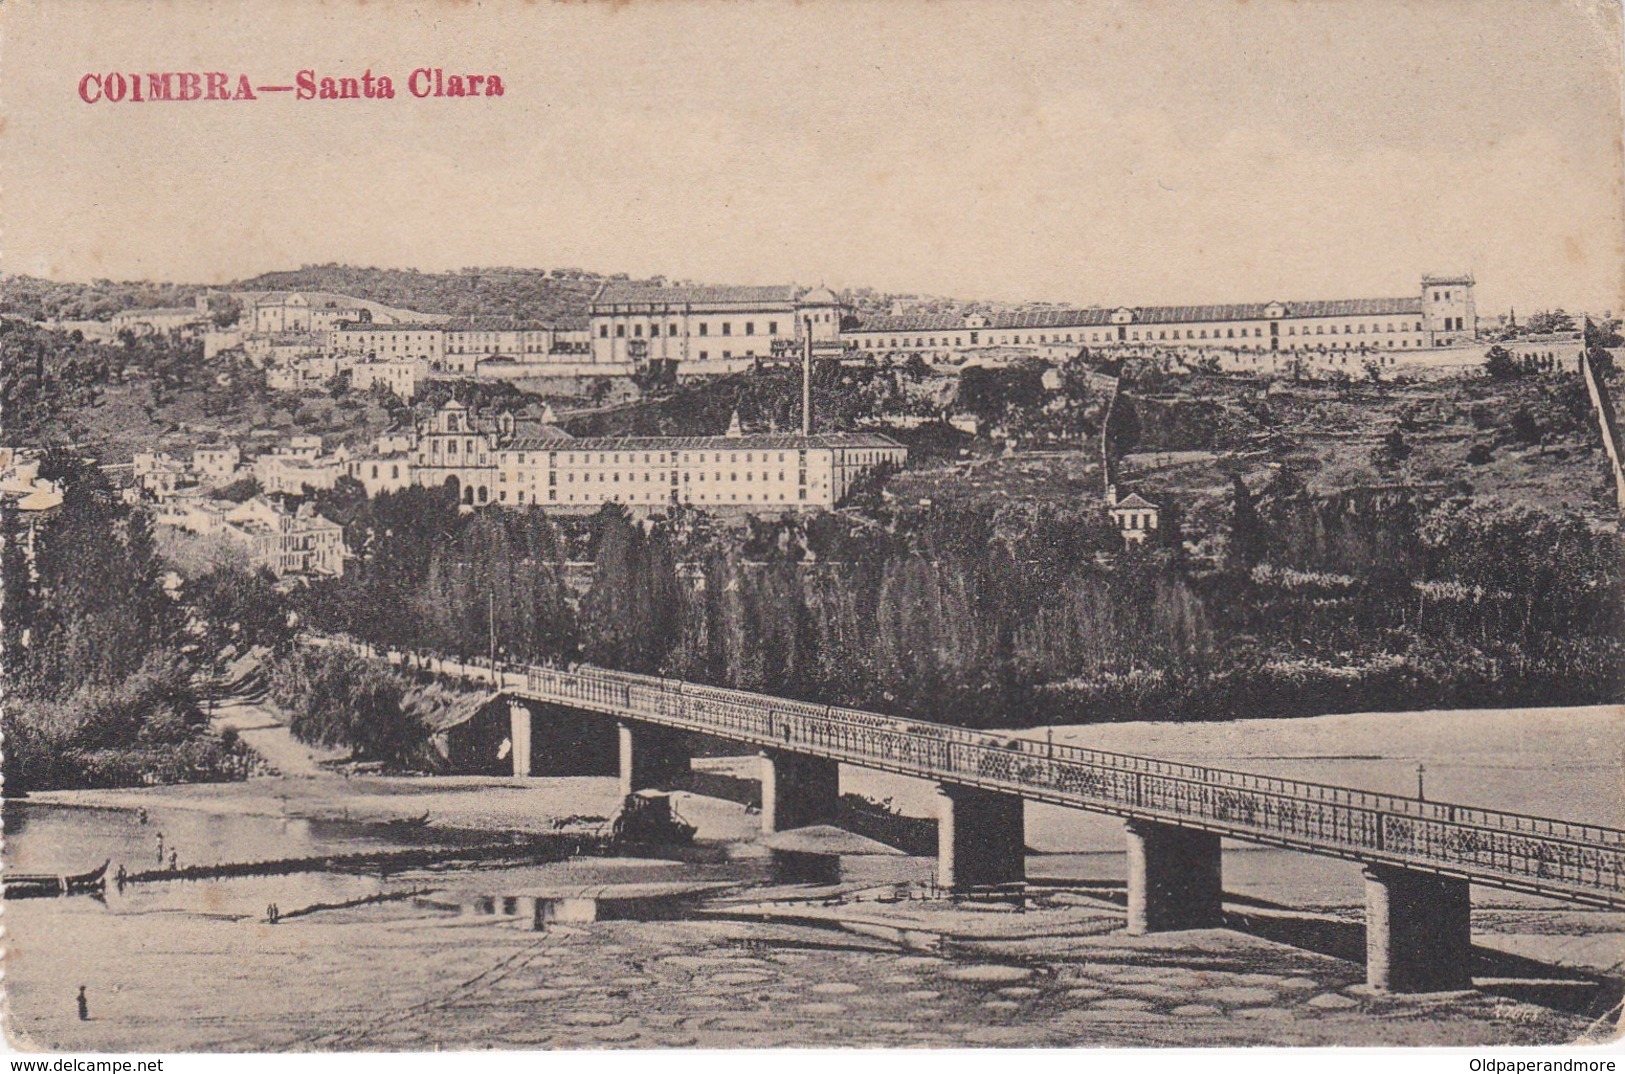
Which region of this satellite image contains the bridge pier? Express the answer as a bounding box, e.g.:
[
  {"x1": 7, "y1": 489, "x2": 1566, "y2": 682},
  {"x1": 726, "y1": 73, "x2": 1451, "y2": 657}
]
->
[
  {"x1": 936, "y1": 784, "x2": 1025, "y2": 892},
  {"x1": 1363, "y1": 865, "x2": 1473, "y2": 993},
  {"x1": 1125, "y1": 819, "x2": 1224, "y2": 933},
  {"x1": 500, "y1": 698, "x2": 618, "y2": 777},
  {"x1": 618, "y1": 721, "x2": 690, "y2": 797},
  {"x1": 509, "y1": 701, "x2": 533, "y2": 777},
  {"x1": 760, "y1": 751, "x2": 840, "y2": 835}
]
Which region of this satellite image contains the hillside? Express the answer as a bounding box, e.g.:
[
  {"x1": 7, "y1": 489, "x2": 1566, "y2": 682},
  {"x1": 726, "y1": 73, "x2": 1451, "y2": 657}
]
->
[
  {"x1": 1, "y1": 266, "x2": 655, "y2": 325},
  {"x1": 0, "y1": 276, "x2": 206, "y2": 322},
  {"x1": 229, "y1": 265, "x2": 626, "y2": 323},
  {"x1": 3, "y1": 265, "x2": 1020, "y2": 328}
]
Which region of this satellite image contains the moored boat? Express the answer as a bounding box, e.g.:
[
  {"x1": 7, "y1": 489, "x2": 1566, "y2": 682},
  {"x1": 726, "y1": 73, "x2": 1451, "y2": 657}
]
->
[{"x1": 3, "y1": 859, "x2": 109, "y2": 899}]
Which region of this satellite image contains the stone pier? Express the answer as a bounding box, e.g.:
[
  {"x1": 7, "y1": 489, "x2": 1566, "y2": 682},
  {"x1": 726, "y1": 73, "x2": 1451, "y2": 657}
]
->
[
  {"x1": 501, "y1": 699, "x2": 618, "y2": 778},
  {"x1": 760, "y1": 750, "x2": 841, "y2": 835},
  {"x1": 1363, "y1": 865, "x2": 1473, "y2": 992},
  {"x1": 508, "y1": 700, "x2": 533, "y2": 778},
  {"x1": 1124, "y1": 819, "x2": 1224, "y2": 933},
  {"x1": 618, "y1": 721, "x2": 690, "y2": 797},
  {"x1": 936, "y1": 783, "x2": 1025, "y2": 892}
]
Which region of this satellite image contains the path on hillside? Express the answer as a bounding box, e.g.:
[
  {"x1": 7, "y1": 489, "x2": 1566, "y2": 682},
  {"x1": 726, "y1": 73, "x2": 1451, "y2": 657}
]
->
[{"x1": 210, "y1": 696, "x2": 341, "y2": 778}]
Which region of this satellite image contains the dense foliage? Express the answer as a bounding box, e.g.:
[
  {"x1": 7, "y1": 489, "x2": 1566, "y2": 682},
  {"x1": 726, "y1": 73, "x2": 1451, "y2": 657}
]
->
[
  {"x1": 293, "y1": 471, "x2": 1624, "y2": 729},
  {"x1": 1, "y1": 454, "x2": 257, "y2": 790},
  {"x1": 265, "y1": 646, "x2": 434, "y2": 766}
]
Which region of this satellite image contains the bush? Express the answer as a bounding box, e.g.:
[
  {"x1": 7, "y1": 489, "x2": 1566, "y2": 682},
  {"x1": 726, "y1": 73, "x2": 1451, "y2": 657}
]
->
[{"x1": 267, "y1": 646, "x2": 430, "y2": 766}]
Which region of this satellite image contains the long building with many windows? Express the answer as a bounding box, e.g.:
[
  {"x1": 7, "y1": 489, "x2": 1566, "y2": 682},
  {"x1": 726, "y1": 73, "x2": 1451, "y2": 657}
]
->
[{"x1": 843, "y1": 274, "x2": 1477, "y2": 363}]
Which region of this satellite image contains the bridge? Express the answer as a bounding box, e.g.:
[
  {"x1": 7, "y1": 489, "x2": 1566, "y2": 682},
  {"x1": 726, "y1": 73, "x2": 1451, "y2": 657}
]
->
[{"x1": 358, "y1": 643, "x2": 1625, "y2": 994}]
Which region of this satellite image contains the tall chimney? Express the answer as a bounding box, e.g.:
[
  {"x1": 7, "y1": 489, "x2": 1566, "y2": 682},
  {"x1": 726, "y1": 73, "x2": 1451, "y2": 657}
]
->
[{"x1": 802, "y1": 317, "x2": 813, "y2": 436}]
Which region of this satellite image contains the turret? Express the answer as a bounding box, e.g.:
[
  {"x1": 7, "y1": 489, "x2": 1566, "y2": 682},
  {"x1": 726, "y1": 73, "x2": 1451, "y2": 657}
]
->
[{"x1": 1421, "y1": 274, "x2": 1477, "y2": 346}]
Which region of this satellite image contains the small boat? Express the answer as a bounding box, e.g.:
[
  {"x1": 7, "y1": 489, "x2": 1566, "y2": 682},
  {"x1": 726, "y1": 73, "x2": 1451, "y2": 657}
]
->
[
  {"x1": 3, "y1": 860, "x2": 109, "y2": 899},
  {"x1": 607, "y1": 791, "x2": 697, "y2": 848},
  {"x1": 382, "y1": 811, "x2": 431, "y2": 830}
]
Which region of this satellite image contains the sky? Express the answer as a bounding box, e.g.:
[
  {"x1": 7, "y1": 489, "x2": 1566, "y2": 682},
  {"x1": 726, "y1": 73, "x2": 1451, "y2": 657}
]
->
[{"x1": 2, "y1": 0, "x2": 1622, "y2": 314}]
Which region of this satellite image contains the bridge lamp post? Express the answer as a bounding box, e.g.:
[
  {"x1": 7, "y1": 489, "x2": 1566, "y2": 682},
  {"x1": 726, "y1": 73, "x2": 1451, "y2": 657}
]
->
[{"x1": 1416, "y1": 763, "x2": 1426, "y2": 801}]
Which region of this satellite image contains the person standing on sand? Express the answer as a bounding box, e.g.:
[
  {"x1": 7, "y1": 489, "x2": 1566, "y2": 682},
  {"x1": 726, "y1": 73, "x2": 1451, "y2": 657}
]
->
[
  {"x1": 155, "y1": 832, "x2": 164, "y2": 863},
  {"x1": 76, "y1": 987, "x2": 88, "y2": 1021},
  {"x1": 168, "y1": 849, "x2": 177, "y2": 872}
]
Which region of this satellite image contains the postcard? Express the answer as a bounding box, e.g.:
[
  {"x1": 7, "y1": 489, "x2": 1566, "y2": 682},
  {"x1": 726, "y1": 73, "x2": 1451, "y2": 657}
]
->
[{"x1": 2, "y1": 0, "x2": 1622, "y2": 1056}]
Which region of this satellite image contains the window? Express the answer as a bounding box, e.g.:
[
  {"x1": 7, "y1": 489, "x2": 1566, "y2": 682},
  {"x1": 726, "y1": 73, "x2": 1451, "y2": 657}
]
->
[
  {"x1": 699, "y1": 323, "x2": 709, "y2": 336},
  {"x1": 615, "y1": 324, "x2": 625, "y2": 338},
  {"x1": 722, "y1": 323, "x2": 731, "y2": 336},
  {"x1": 769, "y1": 321, "x2": 778, "y2": 335},
  {"x1": 745, "y1": 322, "x2": 755, "y2": 335}
]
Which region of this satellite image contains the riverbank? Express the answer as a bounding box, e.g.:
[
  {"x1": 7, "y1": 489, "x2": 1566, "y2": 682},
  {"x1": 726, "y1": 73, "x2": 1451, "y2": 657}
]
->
[
  {"x1": 6, "y1": 704, "x2": 1623, "y2": 1051},
  {"x1": 8, "y1": 857, "x2": 1619, "y2": 1052}
]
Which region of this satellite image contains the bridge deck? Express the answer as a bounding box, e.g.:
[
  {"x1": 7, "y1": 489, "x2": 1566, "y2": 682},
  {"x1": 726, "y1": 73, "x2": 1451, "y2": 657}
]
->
[{"x1": 387, "y1": 648, "x2": 1625, "y2": 910}]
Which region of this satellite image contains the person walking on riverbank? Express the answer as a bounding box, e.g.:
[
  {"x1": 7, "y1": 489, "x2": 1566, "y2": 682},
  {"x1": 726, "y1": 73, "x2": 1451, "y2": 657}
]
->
[
  {"x1": 76, "y1": 987, "x2": 88, "y2": 1021},
  {"x1": 155, "y1": 832, "x2": 164, "y2": 864},
  {"x1": 168, "y1": 849, "x2": 177, "y2": 872}
]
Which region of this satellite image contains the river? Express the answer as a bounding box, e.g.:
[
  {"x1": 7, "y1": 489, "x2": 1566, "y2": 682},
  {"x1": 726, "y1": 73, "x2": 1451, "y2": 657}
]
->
[{"x1": 3, "y1": 704, "x2": 1620, "y2": 1051}]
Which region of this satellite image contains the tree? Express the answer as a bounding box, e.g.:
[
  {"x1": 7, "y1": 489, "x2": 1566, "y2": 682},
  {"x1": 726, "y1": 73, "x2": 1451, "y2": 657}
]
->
[
  {"x1": 214, "y1": 475, "x2": 263, "y2": 502},
  {"x1": 185, "y1": 565, "x2": 293, "y2": 659},
  {"x1": 1483, "y1": 345, "x2": 1521, "y2": 380},
  {"x1": 209, "y1": 295, "x2": 242, "y2": 329},
  {"x1": 1374, "y1": 430, "x2": 1412, "y2": 470},
  {"x1": 269, "y1": 647, "x2": 428, "y2": 766},
  {"x1": 1226, "y1": 474, "x2": 1267, "y2": 571},
  {"x1": 14, "y1": 456, "x2": 181, "y2": 695},
  {"x1": 1508, "y1": 407, "x2": 1542, "y2": 446},
  {"x1": 579, "y1": 506, "x2": 683, "y2": 674},
  {"x1": 1526, "y1": 309, "x2": 1577, "y2": 335}
]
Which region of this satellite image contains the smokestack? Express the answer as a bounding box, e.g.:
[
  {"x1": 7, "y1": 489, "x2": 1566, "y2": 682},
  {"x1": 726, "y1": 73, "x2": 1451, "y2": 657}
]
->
[{"x1": 802, "y1": 317, "x2": 813, "y2": 437}]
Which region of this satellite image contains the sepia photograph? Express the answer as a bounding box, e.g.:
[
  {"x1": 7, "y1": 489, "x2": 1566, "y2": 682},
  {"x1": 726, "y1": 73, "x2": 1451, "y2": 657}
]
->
[{"x1": 1, "y1": 0, "x2": 1623, "y2": 1057}]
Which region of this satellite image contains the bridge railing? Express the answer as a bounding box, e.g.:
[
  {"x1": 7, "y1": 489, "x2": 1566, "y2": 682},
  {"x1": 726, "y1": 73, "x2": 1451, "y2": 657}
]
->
[{"x1": 363, "y1": 645, "x2": 1625, "y2": 904}]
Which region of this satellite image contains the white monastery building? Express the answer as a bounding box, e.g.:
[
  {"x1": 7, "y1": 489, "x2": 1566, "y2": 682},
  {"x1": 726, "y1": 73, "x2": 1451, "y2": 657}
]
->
[
  {"x1": 409, "y1": 401, "x2": 904, "y2": 511},
  {"x1": 589, "y1": 283, "x2": 844, "y2": 372},
  {"x1": 843, "y1": 275, "x2": 1478, "y2": 362}
]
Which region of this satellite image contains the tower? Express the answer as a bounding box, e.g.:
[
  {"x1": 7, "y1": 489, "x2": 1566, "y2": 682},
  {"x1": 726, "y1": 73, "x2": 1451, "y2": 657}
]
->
[{"x1": 1420, "y1": 274, "x2": 1477, "y2": 347}]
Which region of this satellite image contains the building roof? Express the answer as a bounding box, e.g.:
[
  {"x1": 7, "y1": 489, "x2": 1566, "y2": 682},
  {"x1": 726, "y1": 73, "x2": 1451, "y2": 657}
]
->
[
  {"x1": 118, "y1": 306, "x2": 201, "y2": 318},
  {"x1": 593, "y1": 282, "x2": 801, "y2": 310},
  {"x1": 852, "y1": 296, "x2": 1424, "y2": 335},
  {"x1": 853, "y1": 312, "x2": 985, "y2": 334},
  {"x1": 334, "y1": 322, "x2": 447, "y2": 333},
  {"x1": 501, "y1": 432, "x2": 905, "y2": 453},
  {"x1": 1112, "y1": 493, "x2": 1159, "y2": 510},
  {"x1": 444, "y1": 316, "x2": 566, "y2": 332}
]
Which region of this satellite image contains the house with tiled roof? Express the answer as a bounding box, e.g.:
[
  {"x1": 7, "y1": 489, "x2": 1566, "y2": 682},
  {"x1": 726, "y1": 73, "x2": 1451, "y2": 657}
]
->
[
  {"x1": 1108, "y1": 490, "x2": 1161, "y2": 546},
  {"x1": 111, "y1": 305, "x2": 206, "y2": 335}
]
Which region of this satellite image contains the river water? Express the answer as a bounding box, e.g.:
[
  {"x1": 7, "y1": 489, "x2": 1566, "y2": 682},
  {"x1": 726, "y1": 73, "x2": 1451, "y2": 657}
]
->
[{"x1": 4, "y1": 704, "x2": 1621, "y2": 1051}]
